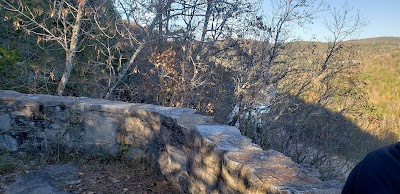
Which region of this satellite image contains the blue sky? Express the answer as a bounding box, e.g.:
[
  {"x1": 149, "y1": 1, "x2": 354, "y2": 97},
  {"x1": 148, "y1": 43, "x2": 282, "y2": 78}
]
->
[{"x1": 262, "y1": 0, "x2": 400, "y2": 40}]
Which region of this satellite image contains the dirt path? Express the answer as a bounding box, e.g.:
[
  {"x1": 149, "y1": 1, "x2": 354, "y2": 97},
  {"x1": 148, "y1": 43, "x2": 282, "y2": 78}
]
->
[
  {"x1": 66, "y1": 159, "x2": 177, "y2": 194},
  {"x1": 1, "y1": 151, "x2": 179, "y2": 194}
]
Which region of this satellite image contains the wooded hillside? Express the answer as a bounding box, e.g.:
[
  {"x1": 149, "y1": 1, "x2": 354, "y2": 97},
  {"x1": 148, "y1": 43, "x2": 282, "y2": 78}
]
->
[{"x1": 0, "y1": 0, "x2": 398, "y2": 180}]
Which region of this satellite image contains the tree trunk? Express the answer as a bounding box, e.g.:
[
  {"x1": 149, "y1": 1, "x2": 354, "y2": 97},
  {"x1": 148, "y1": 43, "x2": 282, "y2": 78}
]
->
[
  {"x1": 56, "y1": 0, "x2": 86, "y2": 95},
  {"x1": 158, "y1": 0, "x2": 164, "y2": 47},
  {"x1": 201, "y1": 0, "x2": 212, "y2": 42},
  {"x1": 104, "y1": 43, "x2": 145, "y2": 99}
]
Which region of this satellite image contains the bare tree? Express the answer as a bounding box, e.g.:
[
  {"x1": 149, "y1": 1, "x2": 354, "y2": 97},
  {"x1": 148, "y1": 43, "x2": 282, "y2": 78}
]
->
[
  {"x1": 1, "y1": 0, "x2": 87, "y2": 95},
  {"x1": 0, "y1": 0, "x2": 119, "y2": 95},
  {"x1": 228, "y1": 0, "x2": 327, "y2": 128},
  {"x1": 104, "y1": 0, "x2": 259, "y2": 101},
  {"x1": 225, "y1": 0, "x2": 369, "y2": 179},
  {"x1": 322, "y1": 2, "x2": 367, "y2": 71},
  {"x1": 103, "y1": 0, "x2": 161, "y2": 99}
]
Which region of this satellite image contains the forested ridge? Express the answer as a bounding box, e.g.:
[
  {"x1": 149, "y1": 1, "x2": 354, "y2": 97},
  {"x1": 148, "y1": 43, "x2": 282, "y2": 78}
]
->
[{"x1": 0, "y1": 0, "x2": 399, "y2": 180}]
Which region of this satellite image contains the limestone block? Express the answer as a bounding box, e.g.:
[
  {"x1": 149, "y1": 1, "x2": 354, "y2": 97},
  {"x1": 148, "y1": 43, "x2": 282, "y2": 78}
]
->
[
  {"x1": 123, "y1": 133, "x2": 137, "y2": 145},
  {"x1": 181, "y1": 145, "x2": 193, "y2": 155},
  {"x1": 0, "y1": 90, "x2": 343, "y2": 193},
  {"x1": 129, "y1": 109, "x2": 162, "y2": 128},
  {"x1": 158, "y1": 125, "x2": 172, "y2": 145},
  {"x1": 159, "y1": 145, "x2": 190, "y2": 192},
  {"x1": 196, "y1": 125, "x2": 263, "y2": 152},
  {"x1": 200, "y1": 152, "x2": 221, "y2": 169},
  {"x1": 154, "y1": 107, "x2": 197, "y2": 119},
  {"x1": 188, "y1": 179, "x2": 208, "y2": 194},
  {"x1": 125, "y1": 147, "x2": 147, "y2": 161},
  {"x1": 196, "y1": 125, "x2": 241, "y2": 136},
  {"x1": 218, "y1": 180, "x2": 241, "y2": 194},
  {"x1": 194, "y1": 135, "x2": 216, "y2": 153},
  {"x1": 26, "y1": 94, "x2": 75, "y2": 107},
  {"x1": 62, "y1": 126, "x2": 84, "y2": 149},
  {"x1": 127, "y1": 117, "x2": 160, "y2": 134},
  {"x1": 0, "y1": 134, "x2": 18, "y2": 151},
  {"x1": 96, "y1": 102, "x2": 133, "y2": 114},
  {"x1": 159, "y1": 145, "x2": 187, "y2": 173},
  {"x1": 220, "y1": 165, "x2": 246, "y2": 193},
  {"x1": 0, "y1": 114, "x2": 11, "y2": 131},
  {"x1": 11, "y1": 104, "x2": 38, "y2": 117},
  {"x1": 82, "y1": 112, "x2": 119, "y2": 153},
  {"x1": 224, "y1": 150, "x2": 325, "y2": 193},
  {"x1": 124, "y1": 117, "x2": 157, "y2": 146},
  {"x1": 192, "y1": 166, "x2": 219, "y2": 185}
]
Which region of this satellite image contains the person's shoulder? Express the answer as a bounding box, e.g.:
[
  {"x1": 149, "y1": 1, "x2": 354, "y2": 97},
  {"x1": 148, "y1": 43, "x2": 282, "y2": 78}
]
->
[
  {"x1": 363, "y1": 144, "x2": 391, "y2": 161},
  {"x1": 342, "y1": 142, "x2": 400, "y2": 194},
  {"x1": 361, "y1": 142, "x2": 400, "y2": 170},
  {"x1": 388, "y1": 142, "x2": 400, "y2": 159},
  {"x1": 390, "y1": 142, "x2": 400, "y2": 150}
]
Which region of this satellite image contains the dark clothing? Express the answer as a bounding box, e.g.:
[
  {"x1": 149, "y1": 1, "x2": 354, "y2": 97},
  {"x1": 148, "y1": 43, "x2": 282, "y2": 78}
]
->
[{"x1": 342, "y1": 142, "x2": 400, "y2": 194}]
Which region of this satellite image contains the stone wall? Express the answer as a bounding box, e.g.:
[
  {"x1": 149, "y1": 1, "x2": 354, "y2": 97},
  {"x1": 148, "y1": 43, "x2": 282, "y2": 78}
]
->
[{"x1": 0, "y1": 90, "x2": 342, "y2": 193}]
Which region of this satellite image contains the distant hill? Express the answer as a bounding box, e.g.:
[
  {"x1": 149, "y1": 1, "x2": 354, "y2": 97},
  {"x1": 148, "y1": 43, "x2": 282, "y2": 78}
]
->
[
  {"x1": 347, "y1": 37, "x2": 400, "y2": 44},
  {"x1": 348, "y1": 37, "x2": 400, "y2": 140},
  {"x1": 286, "y1": 37, "x2": 400, "y2": 142}
]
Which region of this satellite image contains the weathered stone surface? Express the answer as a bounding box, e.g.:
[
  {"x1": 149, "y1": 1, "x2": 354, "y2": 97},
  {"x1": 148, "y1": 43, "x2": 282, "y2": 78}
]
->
[
  {"x1": 0, "y1": 114, "x2": 11, "y2": 130},
  {"x1": 0, "y1": 90, "x2": 24, "y2": 100},
  {"x1": 223, "y1": 150, "x2": 339, "y2": 193},
  {"x1": 159, "y1": 145, "x2": 190, "y2": 192},
  {"x1": 0, "y1": 90, "x2": 343, "y2": 193},
  {"x1": 82, "y1": 112, "x2": 120, "y2": 153},
  {"x1": 5, "y1": 164, "x2": 79, "y2": 194},
  {"x1": 196, "y1": 125, "x2": 262, "y2": 151},
  {"x1": 0, "y1": 134, "x2": 18, "y2": 151},
  {"x1": 124, "y1": 117, "x2": 155, "y2": 146},
  {"x1": 125, "y1": 147, "x2": 147, "y2": 161}
]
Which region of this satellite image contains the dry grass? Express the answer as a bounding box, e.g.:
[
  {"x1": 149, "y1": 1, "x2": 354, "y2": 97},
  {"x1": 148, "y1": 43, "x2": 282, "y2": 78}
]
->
[
  {"x1": 353, "y1": 38, "x2": 400, "y2": 141},
  {"x1": 294, "y1": 37, "x2": 400, "y2": 142}
]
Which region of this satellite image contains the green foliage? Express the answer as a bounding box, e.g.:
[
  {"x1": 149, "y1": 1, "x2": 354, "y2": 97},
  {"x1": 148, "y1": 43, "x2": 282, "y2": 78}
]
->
[
  {"x1": 0, "y1": 148, "x2": 19, "y2": 175},
  {"x1": 0, "y1": 46, "x2": 19, "y2": 66},
  {"x1": 0, "y1": 45, "x2": 20, "y2": 89},
  {"x1": 96, "y1": 153, "x2": 123, "y2": 164},
  {"x1": 351, "y1": 38, "x2": 400, "y2": 140}
]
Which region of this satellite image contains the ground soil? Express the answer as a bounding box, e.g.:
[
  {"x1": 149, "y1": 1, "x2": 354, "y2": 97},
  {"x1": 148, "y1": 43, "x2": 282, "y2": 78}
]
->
[
  {"x1": 65, "y1": 157, "x2": 178, "y2": 194},
  {"x1": 0, "y1": 150, "x2": 179, "y2": 194}
]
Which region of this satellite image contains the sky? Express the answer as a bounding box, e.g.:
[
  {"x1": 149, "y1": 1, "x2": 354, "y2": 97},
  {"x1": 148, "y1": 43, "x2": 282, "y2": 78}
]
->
[{"x1": 262, "y1": 0, "x2": 400, "y2": 41}]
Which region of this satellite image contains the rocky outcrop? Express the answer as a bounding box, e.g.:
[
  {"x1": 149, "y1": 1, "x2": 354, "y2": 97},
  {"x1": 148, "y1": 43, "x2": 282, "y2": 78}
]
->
[
  {"x1": 0, "y1": 90, "x2": 342, "y2": 193},
  {"x1": 5, "y1": 164, "x2": 79, "y2": 194}
]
